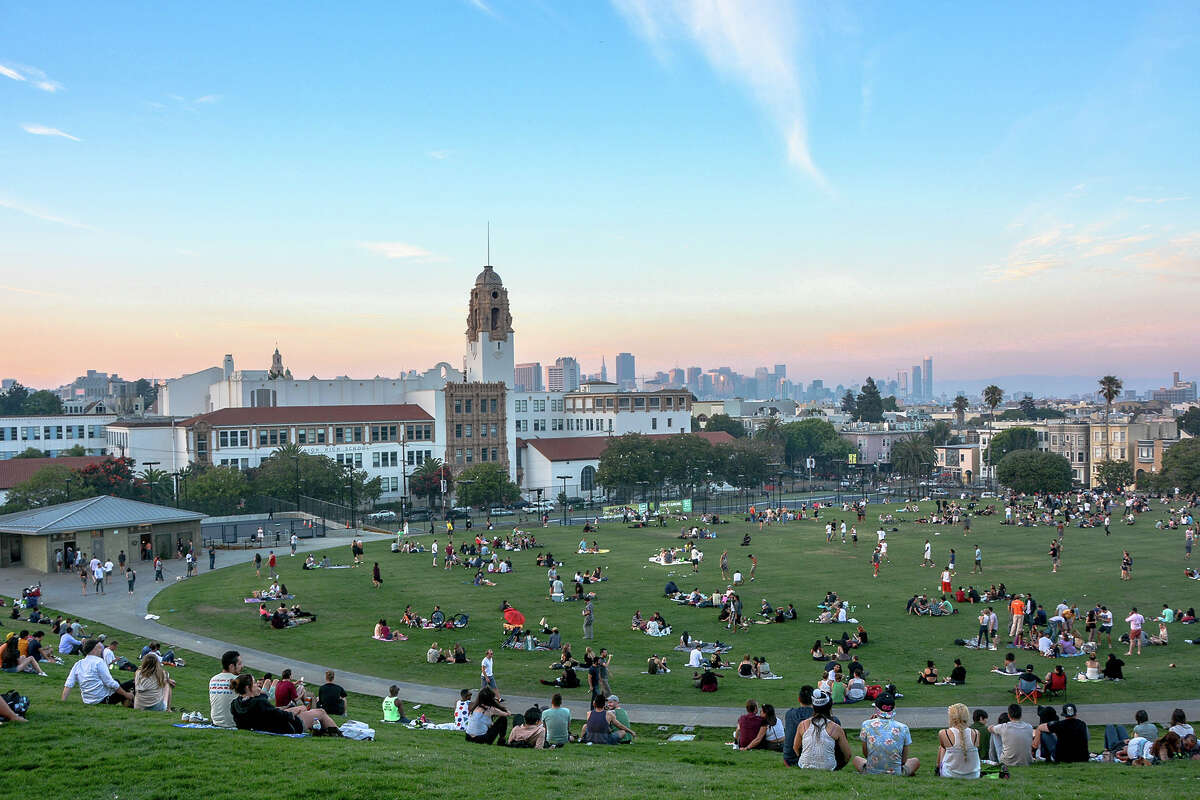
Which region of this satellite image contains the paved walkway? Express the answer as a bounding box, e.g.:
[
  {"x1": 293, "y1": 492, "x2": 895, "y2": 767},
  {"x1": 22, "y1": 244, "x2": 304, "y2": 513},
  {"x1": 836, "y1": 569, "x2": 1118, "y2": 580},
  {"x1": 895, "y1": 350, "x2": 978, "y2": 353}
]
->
[{"x1": 3, "y1": 534, "x2": 1197, "y2": 728}]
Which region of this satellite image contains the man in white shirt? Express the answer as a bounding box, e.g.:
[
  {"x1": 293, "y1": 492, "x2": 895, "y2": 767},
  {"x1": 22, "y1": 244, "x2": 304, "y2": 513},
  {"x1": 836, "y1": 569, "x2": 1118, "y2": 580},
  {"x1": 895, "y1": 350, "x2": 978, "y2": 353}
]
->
[
  {"x1": 58, "y1": 630, "x2": 83, "y2": 655},
  {"x1": 61, "y1": 639, "x2": 133, "y2": 705},
  {"x1": 1126, "y1": 608, "x2": 1145, "y2": 656},
  {"x1": 687, "y1": 645, "x2": 704, "y2": 668},
  {"x1": 209, "y1": 650, "x2": 242, "y2": 728},
  {"x1": 92, "y1": 563, "x2": 106, "y2": 594},
  {"x1": 480, "y1": 649, "x2": 497, "y2": 691}
]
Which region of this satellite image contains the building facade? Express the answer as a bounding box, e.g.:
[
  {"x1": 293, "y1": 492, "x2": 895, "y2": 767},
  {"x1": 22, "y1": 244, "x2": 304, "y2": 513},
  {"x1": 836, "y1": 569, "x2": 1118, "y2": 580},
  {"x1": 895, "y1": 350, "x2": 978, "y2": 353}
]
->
[
  {"x1": 444, "y1": 382, "x2": 509, "y2": 475},
  {"x1": 0, "y1": 414, "x2": 116, "y2": 459}
]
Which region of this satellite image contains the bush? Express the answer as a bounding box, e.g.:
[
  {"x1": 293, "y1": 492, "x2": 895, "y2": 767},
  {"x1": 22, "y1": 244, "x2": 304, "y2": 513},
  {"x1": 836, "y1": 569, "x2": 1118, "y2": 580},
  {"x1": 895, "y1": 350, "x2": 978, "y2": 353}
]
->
[{"x1": 996, "y1": 449, "x2": 1072, "y2": 494}]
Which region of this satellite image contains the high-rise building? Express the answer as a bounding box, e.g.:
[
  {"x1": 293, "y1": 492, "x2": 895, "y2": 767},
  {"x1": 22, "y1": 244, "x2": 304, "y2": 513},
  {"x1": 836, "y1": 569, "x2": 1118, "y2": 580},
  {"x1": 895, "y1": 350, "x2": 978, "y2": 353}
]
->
[
  {"x1": 898, "y1": 370, "x2": 908, "y2": 396},
  {"x1": 547, "y1": 356, "x2": 581, "y2": 392},
  {"x1": 600, "y1": 357, "x2": 608, "y2": 383},
  {"x1": 911, "y1": 366, "x2": 922, "y2": 399},
  {"x1": 774, "y1": 364, "x2": 787, "y2": 379},
  {"x1": 615, "y1": 352, "x2": 635, "y2": 389},
  {"x1": 923, "y1": 357, "x2": 933, "y2": 399},
  {"x1": 686, "y1": 366, "x2": 701, "y2": 394},
  {"x1": 514, "y1": 362, "x2": 543, "y2": 393},
  {"x1": 668, "y1": 368, "x2": 685, "y2": 387}
]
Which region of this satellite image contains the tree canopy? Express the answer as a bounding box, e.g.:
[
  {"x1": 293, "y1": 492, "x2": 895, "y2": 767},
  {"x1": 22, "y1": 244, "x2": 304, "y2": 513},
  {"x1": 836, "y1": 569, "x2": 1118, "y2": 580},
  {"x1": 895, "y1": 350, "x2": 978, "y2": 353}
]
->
[
  {"x1": 985, "y1": 426, "x2": 1039, "y2": 464},
  {"x1": 1094, "y1": 460, "x2": 1134, "y2": 492},
  {"x1": 892, "y1": 435, "x2": 936, "y2": 478},
  {"x1": 779, "y1": 418, "x2": 853, "y2": 470},
  {"x1": 596, "y1": 433, "x2": 771, "y2": 495},
  {"x1": 996, "y1": 449, "x2": 1072, "y2": 494},
  {"x1": 703, "y1": 413, "x2": 746, "y2": 438},
  {"x1": 1177, "y1": 407, "x2": 1200, "y2": 438},
  {"x1": 454, "y1": 463, "x2": 521, "y2": 508},
  {"x1": 1157, "y1": 438, "x2": 1200, "y2": 492},
  {"x1": 854, "y1": 377, "x2": 884, "y2": 423},
  {"x1": 0, "y1": 384, "x2": 65, "y2": 416}
]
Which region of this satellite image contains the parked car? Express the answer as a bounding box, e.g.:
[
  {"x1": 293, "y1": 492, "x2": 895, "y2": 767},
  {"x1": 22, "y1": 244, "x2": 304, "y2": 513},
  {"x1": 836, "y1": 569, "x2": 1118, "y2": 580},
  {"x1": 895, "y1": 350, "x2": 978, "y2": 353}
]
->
[
  {"x1": 367, "y1": 510, "x2": 397, "y2": 520},
  {"x1": 405, "y1": 509, "x2": 431, "y2": 522},
  {"x1": 489, "y1": 507, "x2": 515, "y2": 516},
  {"x1": 980, "y1": 491, "x2": 997, "y2": 498}
]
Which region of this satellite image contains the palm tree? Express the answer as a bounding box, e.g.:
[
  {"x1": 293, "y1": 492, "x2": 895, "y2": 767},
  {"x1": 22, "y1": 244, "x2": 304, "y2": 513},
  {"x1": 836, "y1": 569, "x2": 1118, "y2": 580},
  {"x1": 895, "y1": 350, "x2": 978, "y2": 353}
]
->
[
  {"x1": 982, "y1": 385, "x2": 1004, "y2": 488},
  {"x1": 1098, "y1": 375, "x2": 1123, "y2": 485},
  {"x1": 139, "y1": 467, "x2": 172, "y2": 506},
  {"x1": 952, "y1": 394, "x2": 969, "y2": 427},
  {"x1": 892, "y1": 435, "x2": 937, "y2": 498}
]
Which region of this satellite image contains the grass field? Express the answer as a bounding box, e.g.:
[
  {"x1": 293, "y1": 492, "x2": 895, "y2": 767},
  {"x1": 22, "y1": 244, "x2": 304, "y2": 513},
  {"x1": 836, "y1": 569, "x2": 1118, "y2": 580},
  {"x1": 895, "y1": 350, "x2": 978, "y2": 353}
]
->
[
  {"x1": 148, "y1": 500, "x2": 1199, "y2": 709},
  {"x1": 3, "y1": 607, "x2": 1197, "y2": 800}
]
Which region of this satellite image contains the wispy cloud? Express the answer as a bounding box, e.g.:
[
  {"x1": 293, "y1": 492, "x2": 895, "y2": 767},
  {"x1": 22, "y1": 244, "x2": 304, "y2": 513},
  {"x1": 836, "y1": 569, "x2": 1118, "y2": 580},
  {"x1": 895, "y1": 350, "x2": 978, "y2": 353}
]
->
[
  {"x1": 986, "y1": 256, "x2": 1063, "y2": 282},
  {"x1": 428, "y1": 149, "x2": 452, "y2": 160},
  {"x1": 0, "y1": 197, "x2": 97, "y2": 231},
  {"x1": 21, "y1": 123, "x2": 82, "y2": 142},
  {"x1": 466, "y1": 0, "x2": 497, "y2": 16},
  {"x1": 358, "y1": 241, "x2": 445, "y2": 261},
  {"x1": 0, "y1": 62, "x2": 63, "y2": 92},
  {"x1": 193, "y1": 94, "x2": 221, "y2": 104},
  {"x1": 0, "y1": 284, "x2": 67, "y2": 299},
  {"x1": 612, "y1": 0, "x2": 824, "y2": 185}
]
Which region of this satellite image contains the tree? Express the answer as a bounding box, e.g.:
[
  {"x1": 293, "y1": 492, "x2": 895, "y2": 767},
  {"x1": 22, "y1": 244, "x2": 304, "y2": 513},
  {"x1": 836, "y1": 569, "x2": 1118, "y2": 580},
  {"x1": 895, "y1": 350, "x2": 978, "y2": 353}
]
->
[
  {"x1": 996, "y1": 450, "x2": 1072, "y2": 493},
  {"x1": 881, "y1": 396, "x2": 899, "y2": 412},
  {"x1": 61, "y1": 444, "x2": 88, "y2": 457},
  {"x1": 77, "y1": 457, "x2": 138, "y2": 498},
  {"x1": 982, "y1": 385, "x2": 1004, "y2": 484},
  {"x1": 840, "y1": 391, "x2": 857, "y2": 415},
  {"x1": 1018, "y1": 397, "x2": 1037, "y2": 419},
  {"x1": 952, "y1": 395, "x2": 969, "y2": 426},
  {"x1": 714, "y1": 439, "x2": 771, "y2": 489},
  {"x1": 454, "y1": 463, "x2": 520, "y2": 508},
  {"x1": 1098, "y1": 375, "x2": 1123, "y2": 467},
  {"x1": 780, "y1": 419, "x2": 853, "y2": 471},
  {"x1": 1178, "y1": 407, "x2": 1200, "y2": 438},
  {"x1": 1157, "y1": 438, "x2": 1200, "y2": 493},
  {"x1": 892, "y1": 435, "x2": 936, "y2": 479},
  {"x1": 984, "y1": 426, "x2": 1039, "y2": 464},
  {"x1": 854, "y1": 377, "x2": 884, "y2": 423},
  {"x1": 925, "y1": 420, "x2": 954, "y2": 446},
  {"x1": 139, "y1": 466, "x2": 174, "y2": 506},
  {"x1": 184, "y1": 466, "x2": 250, "y2": 516},
  {"x1": 752, "y1": 417, "x2": 784, "y2": 462},
  {"x1": 12, "y1": 447, "x2": 50, "y2": 459},
  {"x1": 22, "y1": 390, "x2": 64, "y2": 415},
  {"x1": 1095, "y1": 460, "x2": 1134, "y2": 492},
  {"x1": 0, "y1": 383, "x2": 30, "y2": 415},
  {"x1": 410, "y1": 459, "x2": 452, "y2": 508},
  {"x1": 657, "y1": 435, "x2": 717, "y2": 497},
  {"x1": 0, "y1": 465, "x2": 88, "y2": 512},
  {"x1": 703, "y1": 413, "x2": 746, "y2": 438},
  {"x1": 596, "y1": 434, "x2": 657, "y2": 495},
  {"x1": 134, "y1": 378, "x2": 158, "y2": 411}
]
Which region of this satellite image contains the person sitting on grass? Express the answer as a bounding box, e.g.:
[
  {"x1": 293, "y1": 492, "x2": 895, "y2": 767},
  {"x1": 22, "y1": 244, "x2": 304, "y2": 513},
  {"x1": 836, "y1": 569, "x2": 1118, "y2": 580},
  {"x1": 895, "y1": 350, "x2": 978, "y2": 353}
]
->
[
  {"x1": 381, "y1": 684, "x2": 411, "y2": 724},
  {"x1": 133, "y1": 653, "x2": 175, "y2": 711},
  {"x1": 917, "y1": 660, "x2": 938, "y2": 684},
  {"x1": 209, "y1": 650, "x2": 242, "y2": 728},
  {"x1": 694, "y1": 667, "x2": 721, "y2": 692},
  {"x1": 61, "y1": 639, "x2": 134, "y2": 706},
  {"x1": 646, "y1": 654, "x2": 670, "y2": 674},
  {"x1": 142, "y1": 641, "x2": 184, "y2": 667},
  {"x1": 1103, "y1": 653, "x2": 1125, "y2": 680},
  {"x1": 740, "y1": 702, "x2": 785, "y2": 752},
  {"x1": 1, "y1": 632, "x2": 48, "y2": 676},
  {"x1": 273, "y1": 669, "x2": 310, "y2": 708},
  {"x1": 507, "y1": 705, "x2": 548, "y2": 748},
  {"x1": 317, "y1": 670, "x2": 346, "y2": 716},
  {"x1": 375, "y1": 619, "x2": 398, "y2": 641},
  {"x1": 854, "y1": 691, "x2": 920, "y2": 776},
  {"x1": 230, "y1": 673, "x2": 340, "y2": 735},
  {"x1": 464, "y1": 687, "x2": 510, "y2": 744},
  {"x1": 794, "y1": 689, "x2": 853, "y2": 769},
  {"x1": 580, "y1": 693, "x2": 636, "y2": 744},
  {"x1": 992, "y1": 652, "x2": 1019, "y2": 675}
]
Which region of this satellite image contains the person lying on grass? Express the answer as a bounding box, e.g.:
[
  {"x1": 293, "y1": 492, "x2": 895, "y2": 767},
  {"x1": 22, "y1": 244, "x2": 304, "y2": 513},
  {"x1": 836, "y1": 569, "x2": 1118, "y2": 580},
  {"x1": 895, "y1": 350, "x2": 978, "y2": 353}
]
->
[{"x1": 230, "y1": 673, "x2": 341, "y2": 736}]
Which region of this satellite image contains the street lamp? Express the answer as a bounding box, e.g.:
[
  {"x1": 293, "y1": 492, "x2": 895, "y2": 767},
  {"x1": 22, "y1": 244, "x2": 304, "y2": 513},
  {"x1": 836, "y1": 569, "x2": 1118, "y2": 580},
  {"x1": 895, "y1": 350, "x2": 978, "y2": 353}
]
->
[
  {"x1": 288, "y1": 453, "x2": 302, "y2": 511},
  {"x1": 556, "y1": 475, "x2": 571, "y2": 526}
]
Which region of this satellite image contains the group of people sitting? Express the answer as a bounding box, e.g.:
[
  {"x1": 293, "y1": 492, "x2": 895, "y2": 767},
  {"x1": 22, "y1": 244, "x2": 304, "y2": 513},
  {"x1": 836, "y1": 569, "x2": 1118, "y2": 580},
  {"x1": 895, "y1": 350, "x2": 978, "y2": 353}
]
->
[
  {"x1": 907, "y1": 594, "x2": 957, "y2": 616},
  {"x1": 301, "y1": 554, "x2": 334, "y2": 569},
  {"x1": 258, "y1": 602, "x2": 316, "y2": 629}
]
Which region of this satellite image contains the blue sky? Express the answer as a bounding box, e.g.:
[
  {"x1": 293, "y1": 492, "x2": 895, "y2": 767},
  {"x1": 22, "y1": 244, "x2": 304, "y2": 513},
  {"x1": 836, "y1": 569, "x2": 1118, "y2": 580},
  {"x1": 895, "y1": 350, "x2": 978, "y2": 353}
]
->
[{"x1": 2, "y1": 1, "x2": 1198, "y2": 390}]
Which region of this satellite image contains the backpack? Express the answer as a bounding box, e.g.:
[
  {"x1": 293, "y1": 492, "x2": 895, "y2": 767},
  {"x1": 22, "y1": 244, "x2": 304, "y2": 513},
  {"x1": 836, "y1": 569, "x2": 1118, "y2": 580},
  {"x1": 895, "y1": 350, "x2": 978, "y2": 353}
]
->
[
  {"x1": 864, "y1": 685, "x2": 884, "y2": 700},
  {"x1": 2, "y1": 690, "x2": 29, "y2": 716}
]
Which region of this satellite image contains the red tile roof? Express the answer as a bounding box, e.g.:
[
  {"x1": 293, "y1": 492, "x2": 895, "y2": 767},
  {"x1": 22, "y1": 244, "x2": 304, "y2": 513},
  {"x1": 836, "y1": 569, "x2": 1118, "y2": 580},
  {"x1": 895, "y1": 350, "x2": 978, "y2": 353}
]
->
[
  {"x1": 0, "y1": 456, "x2": 110, "y2": 489},
  {"x1": 522, "y1": 431, "x2": 734, "y2": 462},
  {"x1": 181, "y1": 404, "x2": 433, "y2": 427}
]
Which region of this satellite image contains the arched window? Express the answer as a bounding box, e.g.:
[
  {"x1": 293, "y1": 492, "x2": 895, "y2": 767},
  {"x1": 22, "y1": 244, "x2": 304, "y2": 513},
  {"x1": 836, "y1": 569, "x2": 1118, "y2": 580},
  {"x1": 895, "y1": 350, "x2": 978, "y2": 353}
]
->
[
  {"x1": 491, "y1": 307, "x2": 500, "y2": 330},
  {"x1": 580, "y1": 465, "x2": 596, "y2": 492}
]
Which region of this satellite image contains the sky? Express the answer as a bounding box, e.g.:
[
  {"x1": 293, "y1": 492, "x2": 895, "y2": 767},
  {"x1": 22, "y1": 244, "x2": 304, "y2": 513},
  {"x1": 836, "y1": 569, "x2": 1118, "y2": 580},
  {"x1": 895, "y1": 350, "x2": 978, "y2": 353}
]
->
[{"x1": 2, "y1": 1, "x2": 1199, "y2": 392}]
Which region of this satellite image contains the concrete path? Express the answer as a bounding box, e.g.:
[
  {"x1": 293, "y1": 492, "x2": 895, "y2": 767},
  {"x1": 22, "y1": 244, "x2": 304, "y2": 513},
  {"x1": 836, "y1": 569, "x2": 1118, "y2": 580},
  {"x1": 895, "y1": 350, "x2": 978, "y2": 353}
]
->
[{"x1": 3, "y1": 533, "x2": 1196, "y2": 729}]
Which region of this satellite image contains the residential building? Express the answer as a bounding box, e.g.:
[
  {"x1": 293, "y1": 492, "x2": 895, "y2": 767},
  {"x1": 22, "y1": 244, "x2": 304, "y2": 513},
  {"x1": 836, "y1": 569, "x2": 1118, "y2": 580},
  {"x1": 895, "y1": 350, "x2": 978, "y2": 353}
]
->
[
  {"x1": 1089, "y1": 420, "x2": 1178, "y2": 487},
  {"x1": 840, "y1": 422, "x2": 931, "y2": 466},
  {"x1": 0, "y1": 414, "x2": 116, "y2": 459},
  {"x1": 934, "y1": 444, "x2": 981, "y2": 485},
  {"x1": 563, "y1": 384, "x2": 691, "y2": 436},
  {"x1": 1038, "y1": 421, "x2": 1092, "y2": 485}
]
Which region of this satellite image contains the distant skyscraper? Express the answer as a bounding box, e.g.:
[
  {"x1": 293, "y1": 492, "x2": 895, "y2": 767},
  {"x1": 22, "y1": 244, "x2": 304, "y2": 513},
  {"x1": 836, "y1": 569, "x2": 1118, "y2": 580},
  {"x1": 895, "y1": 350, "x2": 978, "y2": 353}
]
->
[
  {"x1": 911, "y1": 366, "x2": 922, "y2": 399},
  {"x1": 686, "y1": 366, "x2": 701, "y2": 394},
  {"x1": 923, "y1": 357, "x2": 933, "y2": 399},
  {"x1": 774, "y1": 364, "x2": 786, "y2": 379},
  {"x1": 547, "y1": 356, "x2": 581, "y2": 392},
  {"x1": 615, "y1": 352, "x2": 635, "y2": 389},
  {"x1": 600, "y1": 357, "x2": 608, "y2": 383},
  {"x1": 898, "y1": 370, "x2": 908, "y2": 396},
  {"x1": 514, "y1": 362, "x2": 543, "y2": 393},
  {"x1": 668, "y1": 367, "x2": 685, "y2": 387}
]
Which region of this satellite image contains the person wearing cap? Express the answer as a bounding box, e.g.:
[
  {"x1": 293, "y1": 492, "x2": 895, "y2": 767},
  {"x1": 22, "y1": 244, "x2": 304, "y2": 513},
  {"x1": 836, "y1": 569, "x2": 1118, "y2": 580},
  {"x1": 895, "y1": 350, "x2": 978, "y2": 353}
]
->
[
  {"x1": 793, "y1": 689, "x2": 853, "y2": 769},
  {"x1": 606, "y1": 695, "x2": 632, "y2": 743},
  {"x1": 1036, "y1": 703, "x2": 1089, "y2": 762},
  {"x1": 854, "y1": 691, "x2": 920, "y2": 776}
]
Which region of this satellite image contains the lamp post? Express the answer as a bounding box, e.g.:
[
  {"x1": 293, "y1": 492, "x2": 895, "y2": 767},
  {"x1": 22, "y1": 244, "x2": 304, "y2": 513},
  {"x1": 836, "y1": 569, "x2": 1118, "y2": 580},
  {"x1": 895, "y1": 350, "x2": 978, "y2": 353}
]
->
[
  {"x1": 767, "y1": 462, "x2": 781, "y2": 510},
  {"x1": 288, "y1": 453, "x2": 301, "y2": 510},
  {"x1": 400, "y1": 436, "x2": 409, "y2": 523},
  {"x1": 832, "y1": 459, "x2": 845, "y2": 504},
  {"x1": 556, "y1": 475, "x2": 571, "y2": 526}
]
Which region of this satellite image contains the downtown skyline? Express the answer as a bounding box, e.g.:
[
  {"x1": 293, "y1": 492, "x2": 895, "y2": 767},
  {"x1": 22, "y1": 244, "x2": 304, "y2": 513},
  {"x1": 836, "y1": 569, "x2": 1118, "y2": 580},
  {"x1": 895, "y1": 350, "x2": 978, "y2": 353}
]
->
[{"x1": 3, "y1": 2, "x2": 1199, "y2": 387}]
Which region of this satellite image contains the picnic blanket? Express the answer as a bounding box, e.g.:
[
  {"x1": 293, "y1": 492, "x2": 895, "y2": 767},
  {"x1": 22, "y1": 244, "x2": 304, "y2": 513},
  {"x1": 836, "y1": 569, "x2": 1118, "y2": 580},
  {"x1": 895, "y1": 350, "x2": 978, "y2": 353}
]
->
[
  {"x1": 403, "y1": 721, "x2": 462, "y2": 732},
  {"x1": 173, "y1": 723, "x2": 306, "y2": 738},
  {"x1": 372, "y1": 634, "x2": 408, "y2": 642},
  {"x1": 673, "y1": 641, "x2": 731, "y2": 654},
  {"x1": 244, "y1": 595, "x2": 295, "y2": 603},
  {"x1": 576, "y1": 549, "x2": 611, "y2": 554},
  {"x1": 644, "y1": 625, "x2": 673, "y2": 637}
]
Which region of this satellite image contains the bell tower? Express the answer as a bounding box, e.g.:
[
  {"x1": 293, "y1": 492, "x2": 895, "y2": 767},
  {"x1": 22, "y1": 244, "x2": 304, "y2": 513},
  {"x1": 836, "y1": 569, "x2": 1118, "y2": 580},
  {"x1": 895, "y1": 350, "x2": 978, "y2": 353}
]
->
[{"x1": 465, "y1": 264, "x2": 514, "y2": 388}]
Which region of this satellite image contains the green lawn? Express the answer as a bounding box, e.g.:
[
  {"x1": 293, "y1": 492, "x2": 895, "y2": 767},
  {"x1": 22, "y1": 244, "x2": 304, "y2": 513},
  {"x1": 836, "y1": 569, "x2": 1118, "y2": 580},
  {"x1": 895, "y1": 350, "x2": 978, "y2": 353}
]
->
[
  {"x1": 149, "y1": 501, "x2": 1199, "y2": 709},
  {"x1": 3, "y1": 608, "x2": 1196, "y2": 800}
]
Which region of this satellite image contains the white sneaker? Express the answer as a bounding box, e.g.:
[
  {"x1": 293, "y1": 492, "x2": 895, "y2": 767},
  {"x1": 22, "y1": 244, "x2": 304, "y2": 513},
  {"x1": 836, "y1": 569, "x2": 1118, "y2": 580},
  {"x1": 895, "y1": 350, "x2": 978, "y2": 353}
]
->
[{"x1": 182, "y1": 712, "x2": 191, "y2": 721}]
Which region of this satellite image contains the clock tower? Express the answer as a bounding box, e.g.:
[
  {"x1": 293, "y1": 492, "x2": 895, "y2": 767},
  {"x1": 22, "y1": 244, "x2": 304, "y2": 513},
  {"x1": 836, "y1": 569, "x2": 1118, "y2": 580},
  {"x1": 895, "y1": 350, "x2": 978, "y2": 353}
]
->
[{"x1": 465, "y1": 264, "x2": 514, "y2": 388}]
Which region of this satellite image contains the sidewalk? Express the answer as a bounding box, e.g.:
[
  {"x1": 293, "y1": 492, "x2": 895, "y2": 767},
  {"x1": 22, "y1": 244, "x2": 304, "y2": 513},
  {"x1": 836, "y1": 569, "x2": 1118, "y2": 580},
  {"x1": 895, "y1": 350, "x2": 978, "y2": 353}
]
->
[{"x1": 2, "y1": 534, "x2": 1196, "y2": 728}]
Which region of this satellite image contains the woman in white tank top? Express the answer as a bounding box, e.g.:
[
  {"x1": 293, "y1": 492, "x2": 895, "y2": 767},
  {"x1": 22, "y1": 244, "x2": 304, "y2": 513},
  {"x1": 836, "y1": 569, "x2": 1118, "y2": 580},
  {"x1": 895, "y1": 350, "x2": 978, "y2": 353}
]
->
[
  {"x1": 794, "y1": 690, "x2": 853, "y2": 770},
  {"x1": 937, "y1": 703, "x2": 981, "y2": 778}
]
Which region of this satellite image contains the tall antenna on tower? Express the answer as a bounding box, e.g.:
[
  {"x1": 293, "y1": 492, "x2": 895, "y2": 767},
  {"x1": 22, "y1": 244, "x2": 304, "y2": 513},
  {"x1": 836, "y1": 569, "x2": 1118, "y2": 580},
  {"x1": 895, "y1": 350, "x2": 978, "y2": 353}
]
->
[{"x1": 487, "y1": 221, "x2": 491, "y2": 266}]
